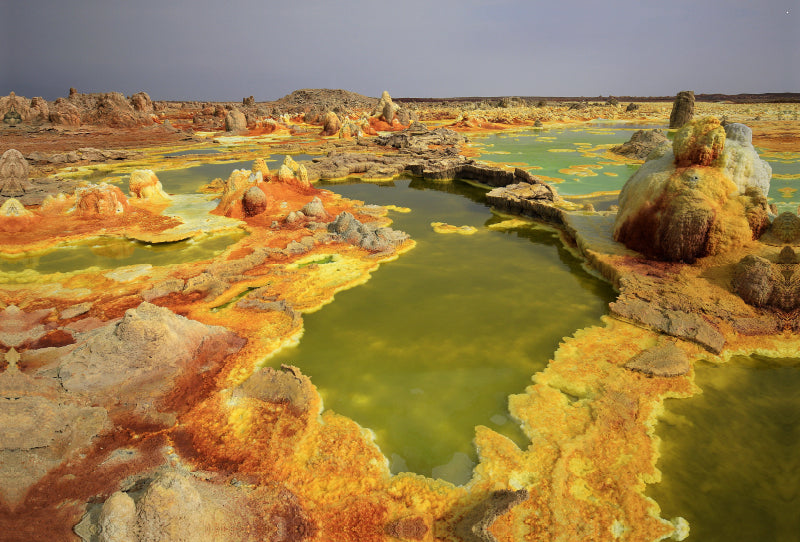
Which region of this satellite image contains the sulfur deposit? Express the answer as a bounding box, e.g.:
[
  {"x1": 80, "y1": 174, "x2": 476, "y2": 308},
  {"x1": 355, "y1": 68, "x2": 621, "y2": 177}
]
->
[{"x1": 614, "y1": 118, "x2": 771, "y2": 262}]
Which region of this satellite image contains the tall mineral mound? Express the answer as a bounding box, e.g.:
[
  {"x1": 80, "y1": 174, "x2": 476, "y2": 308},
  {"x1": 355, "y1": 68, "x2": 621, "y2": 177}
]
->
[
  {"x1": 669, "y1": 90, "x2": 695, "y2": 129},
  {"x1": 614, "y1": 117, "x2": 772, "y2": 262}
]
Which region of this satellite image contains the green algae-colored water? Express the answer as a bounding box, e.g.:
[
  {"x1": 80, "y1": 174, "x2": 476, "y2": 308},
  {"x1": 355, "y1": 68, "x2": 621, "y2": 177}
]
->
[
  {"x1": 470, "y1": 125, "x2": 647, "y2": 196},
  {"x1": 473, "y1": 126, "x2": 800, "y2": 212},
  {"x1": 0, "y1": 231, "x2": 245, "y2": 276},
  {"x1": 762, "y1": 151, "x2": 800, "y2": 213},
  {"x1": 649, "y1": 355, "x2": 800, "y2": 541},
  {"x1": 268, "y1": 177, "x2": 616, "y2": 484},
  {"x1": 0, "y1": 155, "x2": 313, "y2": 276}
]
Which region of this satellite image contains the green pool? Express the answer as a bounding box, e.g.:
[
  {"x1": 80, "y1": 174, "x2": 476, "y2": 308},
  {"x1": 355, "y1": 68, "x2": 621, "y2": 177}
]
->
[
  {"x1": 649, "y1": 355, "x2": 800, "y2": 541},
  {"x1": 268, "y1": 177, "x2": 616, "y2": 484},
  {"x1": 471, "y1": 126, "x2": 800, "y2": 212}
]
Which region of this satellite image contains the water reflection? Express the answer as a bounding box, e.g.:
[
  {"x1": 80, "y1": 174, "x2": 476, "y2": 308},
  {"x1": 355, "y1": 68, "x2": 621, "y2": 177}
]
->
[{"x1": 650, "y1": 355, "x2": 800, "y2": 541}]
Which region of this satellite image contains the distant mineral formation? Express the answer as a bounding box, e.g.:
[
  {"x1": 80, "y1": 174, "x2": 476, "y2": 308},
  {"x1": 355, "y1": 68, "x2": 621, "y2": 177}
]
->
[
  {"x1": 614, "y1": 117, "x2": 771, "y2": 262},
  {"x1": 610, "y1": 129, "x2": 669, "y2": 160},
  {"x1": 0, "y1": 149, "x2": 33, "y2": 197},
  {"x1": 668, "y1": 90, "x2": 695, "y2": 129}
]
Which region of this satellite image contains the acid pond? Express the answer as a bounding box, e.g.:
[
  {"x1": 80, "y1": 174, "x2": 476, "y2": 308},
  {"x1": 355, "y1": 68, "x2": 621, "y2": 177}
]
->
[
  {"x1": 649, "y1": 355, "x2": 800, "y2": 541},
  {"x1": 469, "y1": 124, "x2": 648, "y2": 196},
  {"x1": 268, "y1": 177, "x2": 616, "y2": 484},
  {"x1": 471, "y1": 125, "x2": 800, "y2": 212}
]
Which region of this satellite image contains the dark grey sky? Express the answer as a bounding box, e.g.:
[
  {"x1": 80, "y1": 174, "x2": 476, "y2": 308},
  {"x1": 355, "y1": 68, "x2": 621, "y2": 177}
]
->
[{"x1": 2, "y1": 0, "x2": 798, "y2": 101}]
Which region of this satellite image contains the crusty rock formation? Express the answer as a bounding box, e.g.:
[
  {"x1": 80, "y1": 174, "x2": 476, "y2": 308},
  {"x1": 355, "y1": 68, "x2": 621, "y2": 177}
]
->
[
  {"x1": 300, "y1": 196, "x2": 328, "y2": 219},
  {"x1": 614, "y1": 118, "x2": 771, "y2": 262},
  {"x1": 0, "y1": 198, "x2": 33, "y2": 218},
  {"x1": 763, "y1": 212, "x2": 800, "y2": 245},
  {"x1": 130, "y1": 91, "x2": 154, "y2": 113},
  {"x1": 234, "y1": 365, "x2": 316, "y2": 415},
  {"x1": 372, "y1": 90, "x2": 399, "y2": 124},
  {"x1": 0, "y1": 349, "x2": 109, "y2": 504},
  {"x1": 81, "y1": 92, "x2": 154, "y2": 128},
  {"x1": 321, "y1": 111, "x2": 341, "y2": 136},
  {"x1": 225, "y1": 109, "x2": 247, "y2": 132},
  {"x1": 485, "y1": 179, "x2": 562, "y2": 225},
  {"x1": 328, "y1": 211, "x2": 409, "y2": 252},
  {"x1": 49, "y1": 98, "x2": 82, "y2": 126},
  {"x1": 454, "y1": 489, "x2": 529, "y2": 542},
  {"x1": 75, "y1": 468, "x2": 316, "y2": 542},
  {"x1": 73, "y1": 183, "x2": 130, "y2": 217},
  {"x1": 376, "y1": 123, "x2": 466, "y2": 150},
  {"x1": 731, "y1": 254, "x2": 800, "y2": 311},
  {"x1": 672, "y1": 116, "x2": 725, "y2": 167},
  {"x1": 277, "y1": 155, "x2": 310, "y2": 188},
  {"x1": 129, "y1": 169, "x2": 170, "y2": 202},
  {"x1": 610, "y1": 129, "x2": 669, "y2": 160},
  {"x1": 242, "y1": 185, "x2": 268, "y2": 217},
  {"x1": 0, "y1": 149, "x2": 33, "y2": 197},
  {"x1": 57, "y1": 302, "x2": 240, "y2": 405},
  {"x1": 719, "y1": 123, "x2": 773, "y2": 197},
  {"x1": 668, "y1": 90, "x2": 695, "y2": 129},
  {"x1": 624, "y1": 342, "x2": 690, "y2": 377}
]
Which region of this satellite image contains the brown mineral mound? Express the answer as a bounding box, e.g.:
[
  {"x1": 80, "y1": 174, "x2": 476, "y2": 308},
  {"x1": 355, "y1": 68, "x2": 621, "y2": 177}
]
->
[
  {"x1": 274, "y1": 88, "x2": 377, "y2": 113},
  {"x1": 0, "y1": 90, "x2": 156, "y2": 128}
]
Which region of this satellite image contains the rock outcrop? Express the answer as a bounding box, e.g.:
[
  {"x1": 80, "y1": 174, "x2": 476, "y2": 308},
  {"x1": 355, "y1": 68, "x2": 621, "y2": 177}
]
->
[
  {"x1": 72, "y1": 183, "x2": 130, "y2": 217},
  {"x1": 242, "y1": 185, "x2": 268, "y2": 217},
  {"x1": 129, "y1": 169, "x2": 170, "y2": 202},
  {"x1": 719, "y1": 123, "x2": 772, "y2": 197},
  {"x1": 57, "y1": 302, "x2": 240, "y2": 405},
  {"x1": 762, "y1": 212, "x2": 800, "y2": 245},
  {"x1": 81, "y1": 92, "x2": 154, "y2": 128},
  {"x1": 614, "y1": 118, "x2": 771, "y2": 262},
  {"x1": 74, "y1": 468, "x2": 316, "y2": 542},
  {"x1": 485, "y1": 179, "x2": 563, "y2": 226},
  {"x1": 610, "y1": 129, "x2": 669, "y2": 160},
  {"x1": 321, "y1": 111, "x2": 341, "y2": 136},
  {"x1": 49, "y1": 98, "x2": 82, "y2": 126},
  {"x1": 0, "y1": 92, "x2": 32, "y2": 123},
  {"x1": 624, "y1": 342, "x2": 690, "y2": 377},
  {"x1": 29, "y1": 96, "x2": 50, "y2": 122},
  {"x1": 668, "y1": 90, "x2": 695, "y2": 129},
  {"x1": 376, "y1": 123, "x2": 466, "y2": 151},
  {"x1": 372, "y1": 90, "x2": 399, "y2": 124},
  {"x1": 328, "y1": 211, "x2": 409, "y2": 252},
  {"x1": 0, "y1": 149, "x2": 33, "y2": 197},
  {"x1": 130, "y1": 91, "x2": 154, "y2": 113},
  {"x1": 225, "y1": 109, "x2": 247, "y2": 132},
  {"x1": 732, "y1": 254, "x2": 800, "y2": 311}
]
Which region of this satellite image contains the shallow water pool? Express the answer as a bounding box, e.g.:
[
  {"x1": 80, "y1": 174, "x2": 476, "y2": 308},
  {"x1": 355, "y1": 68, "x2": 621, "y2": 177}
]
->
[
  {"x1": 469, "y1": 125, "x2": 646, "y2": 196},
  {"x1": 472, "y1": 126, "x2": 800, "y2": 213},
  {"x1": 268, "y1": 177, "x2": 616, "y2": 484},
  {"x1": 649, "y1": 355, "x2": 800, "y2": 541}
]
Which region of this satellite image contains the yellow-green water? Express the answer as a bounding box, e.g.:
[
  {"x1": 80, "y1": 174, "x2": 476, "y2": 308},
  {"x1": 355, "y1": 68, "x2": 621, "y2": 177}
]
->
[
  {"x1": 473, "y1": 126, "x2": 800, "y2": 212},
  {"x1": 269, "y1": 178, "x2": 616, "y2": 484},
  {"x1": 649, "y1": 355, "x2": 800, "y2": 541},
  {"x1": 0, "y1": 231, "x2": 245, "y2": 276},
  {"x1": 469, "y1": 125, "x2": 649, "y2": 196}
]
